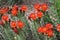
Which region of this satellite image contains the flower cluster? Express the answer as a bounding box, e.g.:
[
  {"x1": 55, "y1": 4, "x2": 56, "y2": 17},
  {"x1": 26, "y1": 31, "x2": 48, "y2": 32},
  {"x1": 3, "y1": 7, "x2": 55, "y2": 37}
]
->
[
  {"x1": 10, "y1": 20, "x2": 25, "y2": 29},
  {"x1": 10, "y1": 20, "x2": 25, "y2": 34},
  {"x1": 38, "y1": 23, "x2": 53, "y2": 37},
  {"x1": 0, "y1": 5, "x2": 27, "y2": 33},
  {"x1": 0, "y1": 5, "x2": 27, "y2": 15},
  {"x1": 28, "y1": 3, "x2": 48, "y2": 20},
  {"x1": 27, "y1": 3, "x2": 60, "y2": 37},
  {"x1": 0, "y1": 3, "x2": 60, "y2": 38},
  {"x1": 34, "y1": 3, "x2": 48, "y2": 11},
  {"x1": 38, "y1": 23, "x2": 60, "y2": 37},
  {"x1": 28, "y1": 11, "x2": 43, "y2": 20}
]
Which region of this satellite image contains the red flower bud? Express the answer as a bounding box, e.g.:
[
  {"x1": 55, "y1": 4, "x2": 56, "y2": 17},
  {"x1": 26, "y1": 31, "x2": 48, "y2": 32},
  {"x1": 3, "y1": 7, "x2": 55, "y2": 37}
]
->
[
  {"x1": 13, "y1": 28, "x2": 18, "y2": 34},
  {"x1": 0, "y1": 20, "x2": 4, "y2": 25}
]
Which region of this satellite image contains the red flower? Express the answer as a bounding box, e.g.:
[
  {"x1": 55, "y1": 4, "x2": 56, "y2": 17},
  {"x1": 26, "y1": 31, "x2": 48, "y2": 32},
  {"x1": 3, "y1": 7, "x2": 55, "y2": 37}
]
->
[
  {"x1": 0, "y1": 10, "x2": 5, "y2": 14},
  {"x1": 0, "y1": 20, "x2": 4, "y2": 25},
  {"x1": 46, "y1": 29, "x2": 54, "y2": 37},
  {"x1": 20, "y1": 5, "x2": 27, "y2": 11},
  {"x1": 17, "y1": 20, "x2": 24, "y2": 29},
  {"x1": 4, "y1": 7, "x2": 9, "y2": 12},
  {"x1": 38, "y1": 27, "x2": 43, "y2": 33},
  {"x1": 10, "y1": 21, "x2": 16, "y2": 28},
  {"x1": 42, "y1": 27, "x2": 48, "y2": 33},
  {"x1": 11, "y1": 10, "x2": 18, "y2": 16},
  {"x1": 45, "y1": 23, "x2": 53, "y2": 29},
  {"x1": 13, "y1": 28, "x2": 18, "y2": 34},
  {"x1": 2, "y1": 14, "x2": 9, "y2": 22},
  {"x1": 11, "y1": 5, "x2": 18, "y2": 16},
  {"x1": 34, "y1": 4, "x2": 41, "y2": 10},
  {"x1": 56, "y1": 24, "x2": 60, "y2": 32},
  {"x1": 0, "y1": 7, "x2": 9, "y2": 14},
  {"x1": 41, "y1": 4, "x2": 48, "y2": 11},
  {"x1": 38, "y1": 26, "x2": 47, "y2": 33},
  {"x1": 12, "y1": 5, "x2": 18, "y2": 10},
  {"x1": 37, "y1": 11, "x2": 43, "y2": 18},
  {"x1": 28, "y1": 13, "x2": 37, "y2": 20}
]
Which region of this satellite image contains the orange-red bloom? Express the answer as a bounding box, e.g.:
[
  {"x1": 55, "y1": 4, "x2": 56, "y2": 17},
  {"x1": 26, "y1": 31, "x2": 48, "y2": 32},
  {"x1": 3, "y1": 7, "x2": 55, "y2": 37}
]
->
[
  {"x1": 34, "y1": 4, "x2": 41, "y2": 10},
  {"x1": 28, "y1": 13, "x2": 37, "y2": 20},
  {"x1": 0, "y1": 9, "x2": 5, "y2": 14},
  {"x1": 37, "y1": 11, "x2": 43, "y2": 18},
  {"x1": 41, "y1": 4, "x2": 48, "y2": 11},
  {"x1": 20, "y1": 5, "x2": 27, "y2": 11},
  {"x1": 10, "y1": 21, "x2": 16, "y2": 28},
  {"x1": 11, "y1": 10, "x2": 18, "y2": 16},
  {"x1": 4, "y1": 7, "x2": 9, "y2": 12},
  {"x1": 2, "y1": 14, "x2": 9, "y2": 22},
  {"x1": 0, "y1": 7, "x2": 9, "y2": 14},
  {"x1": 38, "y1": 27, "x2": 43, "y2": 33},
  {"x1": 46, "y1": 29, "x2": 54, "y2": 37},
  {"x1": 56, "y1": 24, "x2": 60, "y2": 32},
  {"x1": 45, "y1": 23, "x2": 53, "y2": 29},
  {"x1": 38, "y1": 26, "x2": 47, "y2": 33},
  {"x1": 17, "y1": 20, "x2": 24, "y2": 29},
  {"x1": 12, "y1": 5, "x2": 18, "y2": 10},
  {"x1": 11, "y1": 5, "x2": 18, "y2": 16}
]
